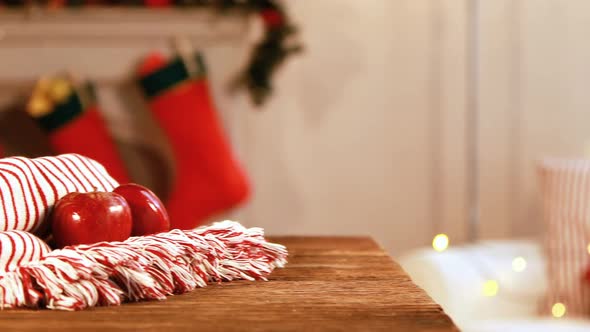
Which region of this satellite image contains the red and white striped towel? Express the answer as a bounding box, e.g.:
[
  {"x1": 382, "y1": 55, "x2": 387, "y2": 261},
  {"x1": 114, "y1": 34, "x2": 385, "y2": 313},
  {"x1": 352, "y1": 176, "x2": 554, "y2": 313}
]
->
[
  {"x1": 0, "y1": 220, "x2": 288, "y2": 311},
  {"x1": 0, "y1": 230, "x2": 50, "y2": 273},
  {"x1": 0, "y1": 154, "x2": 118, "y2": 234},
  {"x1": 538, "y1": 159, "x2": 590, "y2": 317}
]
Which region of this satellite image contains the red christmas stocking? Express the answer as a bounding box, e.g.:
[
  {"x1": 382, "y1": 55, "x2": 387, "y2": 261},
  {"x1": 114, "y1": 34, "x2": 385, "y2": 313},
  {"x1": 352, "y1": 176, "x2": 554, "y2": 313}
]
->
[
  {"x1": 137, "y1": 52, "x2": 250, "y2": 229},
  {"x1": 26, "y1": 77, "x2": 130, "y2": 183}
]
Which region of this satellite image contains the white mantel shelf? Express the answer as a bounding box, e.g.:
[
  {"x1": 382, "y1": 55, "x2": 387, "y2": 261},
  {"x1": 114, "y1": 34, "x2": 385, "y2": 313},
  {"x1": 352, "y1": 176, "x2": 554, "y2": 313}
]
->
[
  {"x1": 0, "y1": 8, "x2": 250, "y2": 46},
  {"x1": 0, "y1": 8, "x2": 252, "y2": 89}
]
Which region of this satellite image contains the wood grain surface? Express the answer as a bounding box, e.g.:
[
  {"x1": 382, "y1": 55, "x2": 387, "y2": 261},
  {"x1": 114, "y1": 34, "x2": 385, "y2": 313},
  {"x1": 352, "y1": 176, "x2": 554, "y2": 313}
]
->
[{"x1": 0, "y1": 236, "x2": 458, "y2": 332}]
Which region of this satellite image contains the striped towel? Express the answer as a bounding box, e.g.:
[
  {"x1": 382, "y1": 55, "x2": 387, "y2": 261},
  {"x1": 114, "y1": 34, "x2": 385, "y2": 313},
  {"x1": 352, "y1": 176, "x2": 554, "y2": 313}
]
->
[
  {"x1": 0, "y1": 154, "x2": 119, "y2": 234},
  {"x1": 538, "y1": 159, "x2": 590, "y2": 317},
  {"x1": 0, "y1": 230, "x2": 50, "y2": 273}
]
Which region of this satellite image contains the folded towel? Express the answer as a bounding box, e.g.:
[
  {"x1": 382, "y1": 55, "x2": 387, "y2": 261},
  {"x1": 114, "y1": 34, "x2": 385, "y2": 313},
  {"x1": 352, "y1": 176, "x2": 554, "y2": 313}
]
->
[
  {"x1": 0, "y1": 220, "x2": 287, "y2": 311},
  {"x1": 0, "y1": 230, "x2": 50, "y2": 273},
  {"x1": 0, "y1": 154, "x2": 119, "y2": 234}
]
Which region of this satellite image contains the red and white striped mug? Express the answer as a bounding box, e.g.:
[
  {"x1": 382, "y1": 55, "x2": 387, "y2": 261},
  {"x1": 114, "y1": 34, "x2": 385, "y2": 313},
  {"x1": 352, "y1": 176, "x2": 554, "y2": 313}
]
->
[{"x1": 538, "y1": 159, "x2": 590, "y2": 317}]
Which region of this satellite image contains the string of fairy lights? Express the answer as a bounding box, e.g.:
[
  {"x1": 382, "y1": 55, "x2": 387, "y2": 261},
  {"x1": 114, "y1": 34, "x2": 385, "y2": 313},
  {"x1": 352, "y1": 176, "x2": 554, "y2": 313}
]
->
[
  {"x1": 430, "y1": 233, "x2": 586, "y2": 319},
  {"x1": 434, "y1": 1, "x2": 580, "y2": 320}
]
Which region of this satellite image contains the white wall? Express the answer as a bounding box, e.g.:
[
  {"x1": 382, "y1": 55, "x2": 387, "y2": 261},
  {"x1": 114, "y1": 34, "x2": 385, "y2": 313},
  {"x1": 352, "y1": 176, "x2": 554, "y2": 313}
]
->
[
  {"x1": 233, "y1": 0, "x2": 469, "y2": 255},
  {"x1": 477, "y1": 0, "x2": 590, "y2": 240},
  {"x1": 2, "y1": 1, "x2": 586, "y2": 255},
  {"x1": 239, "y1": 0, "x2": 590, "y2": 251},
  {"x1": 0, "y1": 3, "x2": 470, "y2": 256}
]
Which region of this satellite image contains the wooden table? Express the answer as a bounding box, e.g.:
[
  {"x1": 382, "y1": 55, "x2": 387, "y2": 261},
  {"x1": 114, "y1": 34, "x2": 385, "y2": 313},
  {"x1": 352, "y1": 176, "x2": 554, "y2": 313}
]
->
[{"x1": 0, "y1": 237, "x2": 458, "y2": 331}]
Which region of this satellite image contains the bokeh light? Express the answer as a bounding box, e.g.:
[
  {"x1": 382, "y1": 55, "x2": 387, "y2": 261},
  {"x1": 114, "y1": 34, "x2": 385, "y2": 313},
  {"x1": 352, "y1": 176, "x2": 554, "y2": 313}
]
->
[
  {"x1": 482, "y1": 280, "x2": 499, "y2": 297},
  {"x1": 512, "y1": 256, "x2": 527, "y2": 272},
  {"x1": 432, "y1": 234, "x2": 449, "y2": 252},
  {"x1": 552, "y1": 303, "x2": 566, "y2": 318}
]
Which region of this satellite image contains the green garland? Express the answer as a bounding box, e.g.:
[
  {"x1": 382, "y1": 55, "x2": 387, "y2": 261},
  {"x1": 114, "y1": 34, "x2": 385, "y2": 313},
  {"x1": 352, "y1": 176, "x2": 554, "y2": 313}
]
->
[{"x1": 1, "y1": 0, "x2": 303, "y2": 106}]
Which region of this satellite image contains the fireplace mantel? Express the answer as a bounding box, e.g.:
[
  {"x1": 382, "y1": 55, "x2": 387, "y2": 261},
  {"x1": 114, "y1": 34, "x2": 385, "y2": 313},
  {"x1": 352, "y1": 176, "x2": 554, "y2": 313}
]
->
[
  {"x1": 0, "y1": 8, "x2": 251, "y2": 89},
  {"x1": 0, "y1": 8, "x2": 249, "y2": 46}
]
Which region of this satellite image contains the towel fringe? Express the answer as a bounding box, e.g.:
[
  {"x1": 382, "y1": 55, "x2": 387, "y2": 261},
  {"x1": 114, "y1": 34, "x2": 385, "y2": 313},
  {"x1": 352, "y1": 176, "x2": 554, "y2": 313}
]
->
[{"x1": 0, "y1": 220, "x2": 287, "y2": 311}]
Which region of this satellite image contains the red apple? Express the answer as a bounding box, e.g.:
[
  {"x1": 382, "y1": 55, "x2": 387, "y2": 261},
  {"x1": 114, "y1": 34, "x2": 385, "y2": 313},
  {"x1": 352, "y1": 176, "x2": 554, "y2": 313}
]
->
[
  {"x1": 113, "y1": 183, "x2": 170, "y2": 236},
  {"x1": 51, "y1": 191, "x2": 132, "y2": 247}
]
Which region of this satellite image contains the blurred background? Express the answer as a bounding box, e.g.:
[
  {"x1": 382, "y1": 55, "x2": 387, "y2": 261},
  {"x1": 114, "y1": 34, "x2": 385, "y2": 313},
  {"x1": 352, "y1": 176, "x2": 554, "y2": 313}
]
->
[{"x1": 1, "y1": 1, "x2": 590, "y2": 331}]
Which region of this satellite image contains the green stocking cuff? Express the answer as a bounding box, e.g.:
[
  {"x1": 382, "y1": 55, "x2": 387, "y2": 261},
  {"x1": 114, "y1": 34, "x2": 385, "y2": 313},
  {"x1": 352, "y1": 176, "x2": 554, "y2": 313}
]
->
[
  {"x1": 37, "y1": 92, "x2": 84, "y2": 132},
  {"x1": 138, "y1": 53, "x2": 207, "y2": 98}
]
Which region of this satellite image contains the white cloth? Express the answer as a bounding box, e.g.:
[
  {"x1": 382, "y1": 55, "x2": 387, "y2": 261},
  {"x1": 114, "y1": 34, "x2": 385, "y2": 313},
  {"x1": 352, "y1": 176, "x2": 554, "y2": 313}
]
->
[
  {"x1": 462, "y1": 318, "x2": 590, "y2": 332},
  {"x1": 398, "y1": 240, "x2": 590, "y2": 331}
]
